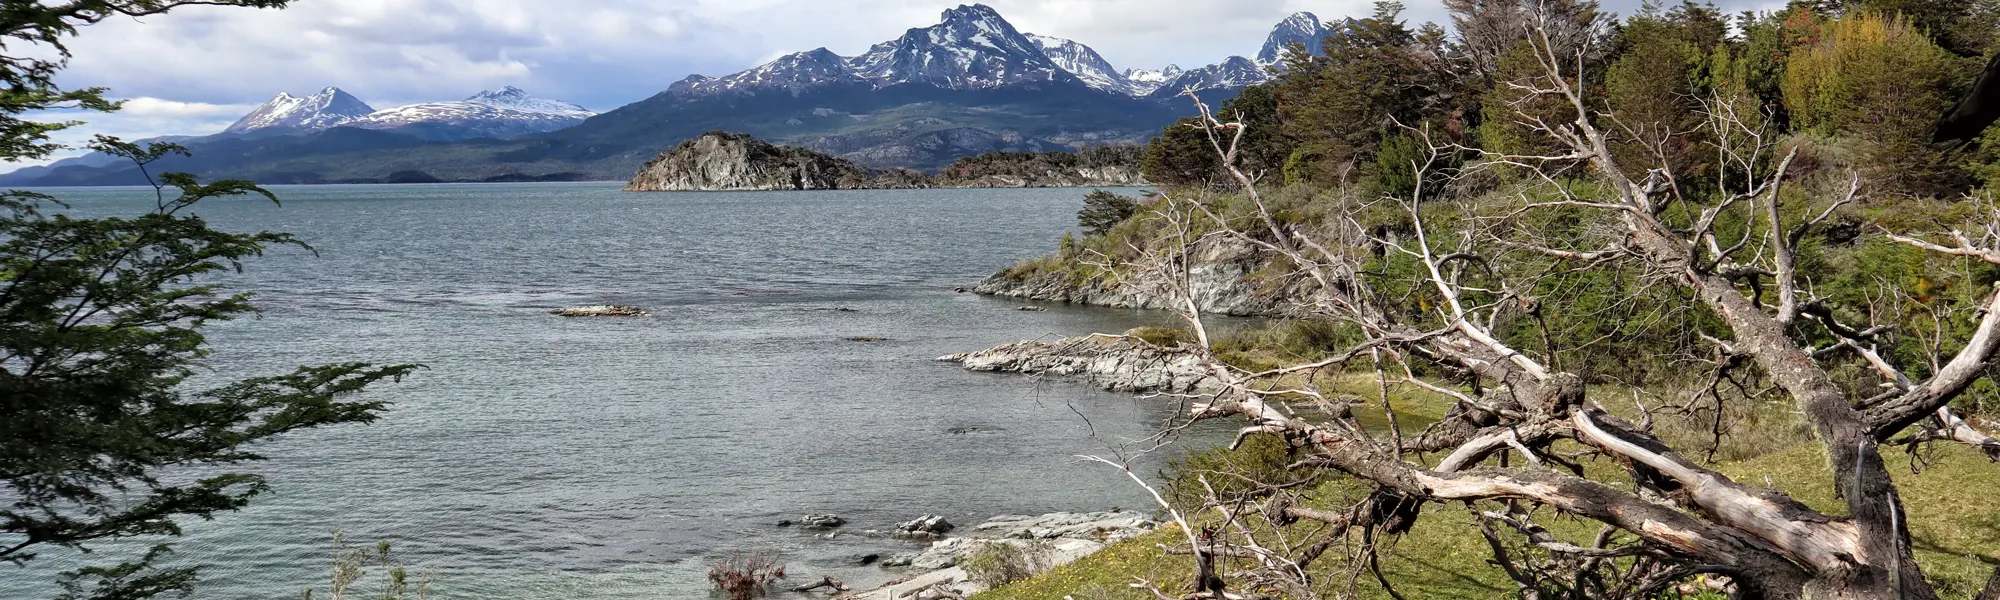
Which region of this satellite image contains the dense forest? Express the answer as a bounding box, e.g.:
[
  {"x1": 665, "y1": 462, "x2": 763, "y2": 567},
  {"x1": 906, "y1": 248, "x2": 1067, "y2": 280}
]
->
[{"x1": 1003, "y1": 0, "x2": 2000, "y2": 598}]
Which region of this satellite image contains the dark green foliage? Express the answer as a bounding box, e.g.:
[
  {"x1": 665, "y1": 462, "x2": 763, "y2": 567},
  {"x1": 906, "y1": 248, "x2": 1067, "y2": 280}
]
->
[
  {"x1": 1140, "y1": 87, "x2": 1288, "y2": 187},
  {"x1": 0, "y1": 4, "x2": 416, "y2": 599},
  {"x1": 1162, "y1": 435, "x2": 1303, "y2": 513},
  {"x1": 1141, "y1": 117, "x2": 1226, "y2": 187},
  {"x1": 1272, "y1": 2, "x2": 1440, "y2": 187},
  {"x1": 1, "y1": 137, "x2": 420, "y2": 600},
  {"x1": 936, "y1": 145, "x2": 1143, "y2": 185},
  {"x1": 1078, "y1": 190, "x2": 1138, "y2": 236},
  {"x1": 1783, "y1": 11, "x2": 1966, "y2": 197}
]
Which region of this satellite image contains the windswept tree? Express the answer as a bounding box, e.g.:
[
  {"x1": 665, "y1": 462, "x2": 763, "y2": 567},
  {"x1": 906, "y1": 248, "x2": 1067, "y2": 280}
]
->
[
  {"x1": 1116, "y1": 10, "x2": 2000, "y2": 600},
  {"x1": 0, "y1": 3, "x2": 417, "y2": 600}
]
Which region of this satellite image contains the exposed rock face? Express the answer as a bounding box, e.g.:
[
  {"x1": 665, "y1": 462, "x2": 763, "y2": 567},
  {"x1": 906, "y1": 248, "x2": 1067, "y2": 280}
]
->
[
  {"x1": 975, "y1": 235, "x2": 1300, "y2": 317},
  {"x1": 625, "y1": 132, "x2": 887, "y2": 191},
  {"x1": 938, "y1": 334, "x2": 1220, "y2": 394}
]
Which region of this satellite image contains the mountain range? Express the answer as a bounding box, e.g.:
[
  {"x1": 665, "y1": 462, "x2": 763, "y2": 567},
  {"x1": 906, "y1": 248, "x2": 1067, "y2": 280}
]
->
[{"x1": 0, "y1": 4, "x2": 1345, "y2": 186}]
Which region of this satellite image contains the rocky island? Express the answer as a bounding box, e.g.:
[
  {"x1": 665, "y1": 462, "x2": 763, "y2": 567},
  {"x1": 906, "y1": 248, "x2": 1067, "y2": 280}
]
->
[{"x1": 624, "y1": 131, "x2": 1146, "y2": 191}]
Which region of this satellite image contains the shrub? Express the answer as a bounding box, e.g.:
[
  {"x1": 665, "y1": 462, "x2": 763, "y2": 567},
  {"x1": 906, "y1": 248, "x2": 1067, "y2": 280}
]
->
[
  {"x1": 707, "y1": 553, "x2": 784, "y2": 600},
  {"x1": 1161, "y1": 435, "x2": 1303, "y2": 513},
  {"x1": 1125, "y1": 326, "x2": 1192, "y2": 348},
  {"x1": 1078, "y1": 190, "x2": 1138, "y2": 237},
  {"x1": 1781, "y1": 11, "x2": 1963, "y2": 196},
  {"x1": 963, "y1": 541, "x2": 1053, "y2": 587}
]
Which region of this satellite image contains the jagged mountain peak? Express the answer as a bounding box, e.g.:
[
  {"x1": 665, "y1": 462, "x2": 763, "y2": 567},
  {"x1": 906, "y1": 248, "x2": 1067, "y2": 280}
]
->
[
  {"x1": 1259, "y1": 11, "x2": 1347, "y2": 65},
  {"x1": 850, "y1": 3, "x2": 1069, "y2": 89},
  {"x1": 937, "y1": 3, "x2": 1009, "y2": 29}
]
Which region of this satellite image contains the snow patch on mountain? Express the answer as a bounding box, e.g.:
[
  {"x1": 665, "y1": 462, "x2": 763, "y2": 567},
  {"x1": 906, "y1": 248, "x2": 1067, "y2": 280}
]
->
[
  {"x1": 670, "y1": 48, "x2": 867, "y2": 95},
  {"x1": 1123, "y1": 65, "x2": 1184, "y2": 95},
  {"x1": 1026, "y1": 34, "x2": 1139, "y2": 96},
  {"x1": 346, "y1": 87, "x2": 596, "y2": 139},
  {"x1": 1147, "y1": 57, "x2": 1270, "y2": 100}
]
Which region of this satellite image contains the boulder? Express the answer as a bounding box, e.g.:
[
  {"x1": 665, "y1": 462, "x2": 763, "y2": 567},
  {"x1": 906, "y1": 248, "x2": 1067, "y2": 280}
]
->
[{"x1": 895, "y1": 515, "x2": 956, "y2": 537}]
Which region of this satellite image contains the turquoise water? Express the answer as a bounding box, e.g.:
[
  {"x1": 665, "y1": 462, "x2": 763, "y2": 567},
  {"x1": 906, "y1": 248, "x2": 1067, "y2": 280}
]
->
[{"x1": 5, "y1": 183, "x2": 1226, "y2": 599}]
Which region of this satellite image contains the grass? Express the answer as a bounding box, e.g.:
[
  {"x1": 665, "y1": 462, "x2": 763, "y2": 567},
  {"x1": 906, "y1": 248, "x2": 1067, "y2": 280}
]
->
[{"x1": 974, "y1": 443, "x2": 2000, "y2": 600}]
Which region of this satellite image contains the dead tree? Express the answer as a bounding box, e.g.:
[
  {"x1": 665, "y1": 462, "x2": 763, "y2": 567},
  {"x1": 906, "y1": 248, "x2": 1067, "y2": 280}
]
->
[{"x1": 1121, "y1": 11, "x2": 2000, "y2": 600}]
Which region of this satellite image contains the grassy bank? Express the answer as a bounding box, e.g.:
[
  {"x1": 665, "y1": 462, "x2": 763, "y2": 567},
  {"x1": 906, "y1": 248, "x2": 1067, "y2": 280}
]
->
[{"x1": 975, "y1": 443, "x2": 2000, "y2": 600}]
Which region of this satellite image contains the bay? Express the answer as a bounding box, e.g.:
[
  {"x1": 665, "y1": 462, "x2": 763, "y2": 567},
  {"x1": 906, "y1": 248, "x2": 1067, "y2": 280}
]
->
[{"x1": 6, "y1": 182, "x2": 1229, "y2": 599}]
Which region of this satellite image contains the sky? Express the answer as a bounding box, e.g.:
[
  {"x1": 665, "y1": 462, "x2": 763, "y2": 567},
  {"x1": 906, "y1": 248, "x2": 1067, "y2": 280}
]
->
[{"x1": 16, "y1": 0, "x2": 1784, "y2": 167}]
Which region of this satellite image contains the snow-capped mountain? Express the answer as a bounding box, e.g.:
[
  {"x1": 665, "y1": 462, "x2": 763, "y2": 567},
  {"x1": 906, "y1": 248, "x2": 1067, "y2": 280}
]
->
[
  {"x1": 347, "y1": 87, "x2": 596, "y2": 140},
  {"x1": 1123, "y1": 65, "x2": 1185, "y2": 95},
  {"x1": 850, "y1": 4, "x2": 1075, "y2": 89},
  {"x1": 220, "y1": 86, "x2": 594, "y2": 141},
  {"x1": 663, "y1": 3, "x2": 1319, "y2": 105},
  {"x1": 1027, "y1": 34, "x2": 1139, "y2": 96},
  {"x1": 1147, "y1": 56, "x2": 1270, "y2": 101},
  {"x1": 1258, "y1": 12, "x2": 1346, "y2": 65},
  {"x1": 225, "y1": 87, "x2": 375, "y2": 134},
  {"x1": 669, "y1": 48, "x2": 869, "y2": 96}
]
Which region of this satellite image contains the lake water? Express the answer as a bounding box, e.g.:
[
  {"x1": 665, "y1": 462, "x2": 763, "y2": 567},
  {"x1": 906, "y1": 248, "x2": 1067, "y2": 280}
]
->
[{"x1": 5, "y1": 182, "x2": 1231, "y2": 600}]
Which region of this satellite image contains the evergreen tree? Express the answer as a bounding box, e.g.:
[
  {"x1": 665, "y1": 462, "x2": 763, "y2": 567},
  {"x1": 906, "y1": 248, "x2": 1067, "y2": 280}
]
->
[
  {"x1": 1077, "y1": 190, "x2": 1138, "y2": 236},
  {"x1": 0, "y1": 4, "x2": 417, "y2": 599},
  {"x1": 1783, "y1": 10, "x2": 1965, "y2": 196}
]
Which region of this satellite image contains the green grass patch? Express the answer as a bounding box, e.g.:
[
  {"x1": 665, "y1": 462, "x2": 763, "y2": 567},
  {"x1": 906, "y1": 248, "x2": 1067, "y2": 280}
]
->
[{"x1": 976, "y1": 444, "x2": 2000, "y2": 600}]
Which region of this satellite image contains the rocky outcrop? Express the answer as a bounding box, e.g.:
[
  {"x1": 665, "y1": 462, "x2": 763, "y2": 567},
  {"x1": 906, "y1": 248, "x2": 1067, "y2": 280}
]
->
[
  {"x1": 626, "y1": 132, "x2": 1147, "y2": 191},
  {"x1": 625, "y1": 131, "x2": 896, "y2": 191},
  {"x1": 975, "y1": 235, "x2": 1302, "y2": 317},
  {"x1": 937, "y1": 334, "x2": 1220, "y2": 394},
  {"x1": 550, "y1": 305, "x2": 647, "y2": 317},
  {"x1": 847, "y1": 511, "x2": 1156, "y2": 600}
]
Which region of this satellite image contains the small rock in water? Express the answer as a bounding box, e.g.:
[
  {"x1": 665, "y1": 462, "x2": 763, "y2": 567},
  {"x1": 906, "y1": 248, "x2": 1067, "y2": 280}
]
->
[
  {"x1": 799, "y1": 514, "x2": 847, "y2": 529},
  {"x1": 1016, "y1": 306, "x2": 1047, "y2": 312},
  {"x1": 776, "y1": 519, "x2": 795, "y2": 527},
  {"x1": 880, "y1": 553, "x2": 918, "y2": 568},
  {"x1": 551, "y1": 305, "x2": 647, "y2": 317},
  {"x1": 835, "y1": 307, "x2": 860, "y2": 312},
  {"x1": 845, "y1": 336, "x2": 889, "y2": 342},
  {"x1": 855, "y1": 553, "x2": 882, "y2": 566}
]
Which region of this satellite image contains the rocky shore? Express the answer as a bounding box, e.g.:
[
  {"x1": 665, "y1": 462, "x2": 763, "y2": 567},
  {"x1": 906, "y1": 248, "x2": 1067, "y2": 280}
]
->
[
  {"x1": 937, "y1": 333, "x2": 1220, "y2": 395},
  {"x1": 837, "y1": 511, "x2": 1157, "y2": 600},
  {"x1": 972, "y1": 236, "x2": 1300, "y2": 317}
]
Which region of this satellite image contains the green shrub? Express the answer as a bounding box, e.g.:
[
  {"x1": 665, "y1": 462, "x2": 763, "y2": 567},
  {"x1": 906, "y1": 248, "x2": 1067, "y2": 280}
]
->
[
  {"x1": 964, "y1": 541, "x2": 1054, "y2": 587},
  {"x1": 1161, "y1": 435, "x2": 1303, "y2": 513},
  {"x1": 1124, "y1": 326, "x2": 1192, "y2": 348}
]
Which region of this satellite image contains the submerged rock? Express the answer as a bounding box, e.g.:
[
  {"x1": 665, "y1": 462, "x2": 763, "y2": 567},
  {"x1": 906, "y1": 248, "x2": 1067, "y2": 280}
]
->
[
  {"x1": 938, "y1": 335, "x2": 1220, "y2": 394},
  {"x1": 550, "y1": 305, "x2": 647, "y2": 317},
  {"x1": 798, "y1": 514, "x2": 847, "y2": 529}
]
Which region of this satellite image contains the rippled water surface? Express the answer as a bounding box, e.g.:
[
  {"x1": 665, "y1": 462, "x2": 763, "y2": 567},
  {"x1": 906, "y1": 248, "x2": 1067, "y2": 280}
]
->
[{"x1": 7, "y1": 182, "x2": 1232, "y2": 600}]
